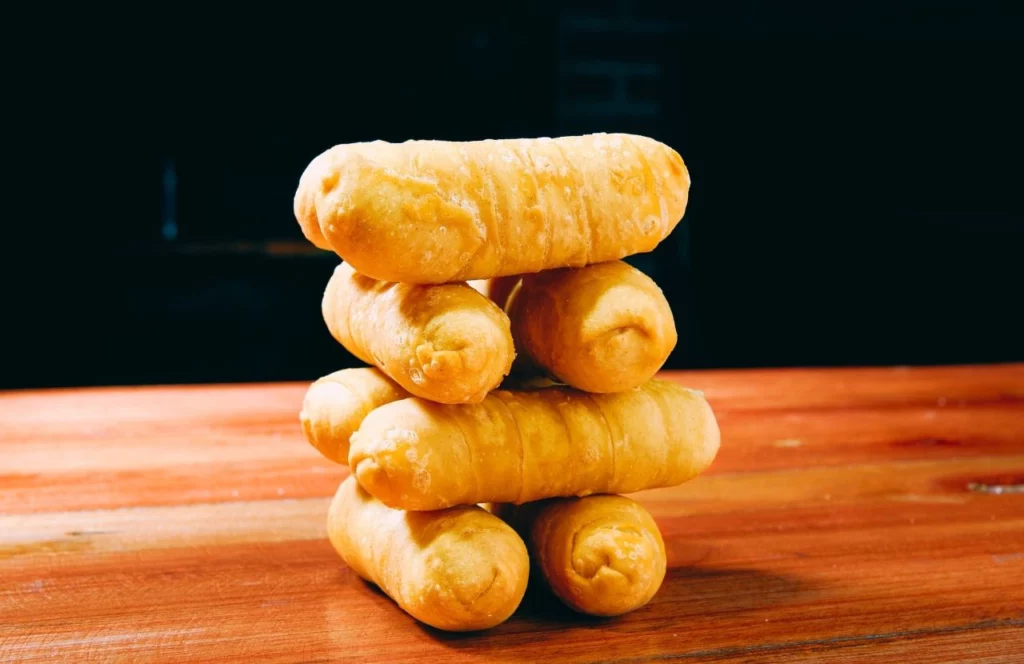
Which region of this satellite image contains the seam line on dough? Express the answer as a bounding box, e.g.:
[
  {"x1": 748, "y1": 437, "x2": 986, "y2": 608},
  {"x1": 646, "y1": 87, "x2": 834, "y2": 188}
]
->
[
  {"x1": 623, "y1": 134, "x2": 661, "y2": 237},
  {"x1": 453, "y1": 144, "x2": 492, "y2": 281},
  {"x1": 451, "y1": 406, "x2": 478, "y2": 508},
  {"x1": 645, "y1": 383, "x2": 673, "y2": 487},
  {"x1": 586, "y1": 393, "x2": 617, "y2": 491},
  {"x1": 492, "y1": 392, "x2": 527, "y2": 505},
  {"x1": 453, "y1": 223, "x2": 491, "y2": 283},
  {"x1": 480, "y1": 144, "x2": 503, "y2": 279},
  {"x1": 550, "y1": 396, "x2": 577, "y2": 496},
  {"x1": 458, "y1": 568, "x2": 499, "y2": 609},
  {"x1": 518, "y1": 142, "x2": 552, "y2": 275},
  {"x1": 568, "y1": 516, "x2": 629, "y2": 582},
  {"x1": 576, "y1": 138, "x2": 596, "y2": 265},
  {"x1": 551, "y1": 138, "x2": 590, "y2": 266}
]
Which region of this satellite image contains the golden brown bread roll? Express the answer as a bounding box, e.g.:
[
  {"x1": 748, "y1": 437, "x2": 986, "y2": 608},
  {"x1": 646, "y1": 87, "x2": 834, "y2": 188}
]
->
[
  {"x1": 322, "y1": 262, "x2": 515, "y2": 404},
  {"x1": 489, "y1": 260, "x2": 676, "y2": 393},
  {"x1": 299, "y1": 368, "x2": 410, "y2": 464},
  {"x1": 349, "y1": 379, "x2": 720, "y2": 510},
  {"x1": 492, "y1": 495, "x2": 667, "y2": 617},
  {"x1": 295, "y1": 133, "x2": 690, "y2": 284},
  {"x1": 328, "y1": 476, "x2": 529, "y2": 632}
]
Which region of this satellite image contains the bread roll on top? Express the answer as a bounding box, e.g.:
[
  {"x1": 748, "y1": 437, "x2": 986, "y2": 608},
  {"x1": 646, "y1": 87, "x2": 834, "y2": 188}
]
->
[{"x1": 295, "y1": 133, "x2": 690, "y2": 283}]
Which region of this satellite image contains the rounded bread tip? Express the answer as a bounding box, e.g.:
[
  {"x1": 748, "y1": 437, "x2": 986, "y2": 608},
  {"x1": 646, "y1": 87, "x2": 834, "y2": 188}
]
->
[
  {"x1": 351, "y1": 449, "x2": 417, "y2": 510},
  {"x1": 571, "y1": 526, "x2": 664, "y2": 616},
  {"x1": 444, "y1": 555, "x2": 500, "y2": 608},
  {"x1": 295, "y1": 133, "x2": 690, "y2": 283},
  {"x1": 432, "y1": 528, "x2": 528, "y2": 630},
  {"x1": 701, "y1": 394, "x2": 723, "y2": 466},
  {"x1": 349, "y1": 449, "x2": 379, "y2": 489}
]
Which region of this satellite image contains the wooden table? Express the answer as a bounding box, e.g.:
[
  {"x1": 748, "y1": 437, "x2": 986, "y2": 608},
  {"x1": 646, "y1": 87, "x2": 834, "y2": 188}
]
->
[{"x1": 3, "y1": 364, "x2": 1023, "y2": 663}]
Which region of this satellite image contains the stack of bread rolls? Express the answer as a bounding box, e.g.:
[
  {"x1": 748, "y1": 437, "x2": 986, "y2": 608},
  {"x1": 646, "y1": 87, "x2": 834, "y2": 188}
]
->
[{"x1": 293, "y1": 133, "x2": 721, "y2": 632}]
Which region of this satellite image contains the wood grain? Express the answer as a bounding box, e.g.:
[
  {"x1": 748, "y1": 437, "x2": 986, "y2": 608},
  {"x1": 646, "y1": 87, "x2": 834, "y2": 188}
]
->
[{"x1": 2, "y1": 363, "x2": 1023, "y2": 663}]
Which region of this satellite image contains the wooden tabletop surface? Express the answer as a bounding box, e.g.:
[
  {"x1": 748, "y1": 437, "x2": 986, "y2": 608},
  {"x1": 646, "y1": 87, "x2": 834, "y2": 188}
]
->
[{"x1": 3, "y1": 364, "x2": 1023, "y2": 663}]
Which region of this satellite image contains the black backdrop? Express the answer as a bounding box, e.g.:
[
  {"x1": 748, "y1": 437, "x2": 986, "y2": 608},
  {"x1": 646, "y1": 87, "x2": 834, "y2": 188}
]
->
[{"x1": 6, "y1": 2, "x2": 1022, "y2": 389}]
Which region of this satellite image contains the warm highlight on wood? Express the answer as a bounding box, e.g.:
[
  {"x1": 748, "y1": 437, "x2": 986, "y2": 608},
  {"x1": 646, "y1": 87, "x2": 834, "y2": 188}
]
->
[{"x1": 2, "y1": 363, "x2": 1023, "y2": 662}]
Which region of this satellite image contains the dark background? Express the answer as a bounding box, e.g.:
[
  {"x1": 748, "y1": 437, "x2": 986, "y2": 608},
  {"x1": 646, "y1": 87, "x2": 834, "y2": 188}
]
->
[{"x1": 6, "y1": 1, "x2": 1022, "y2": 389}]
